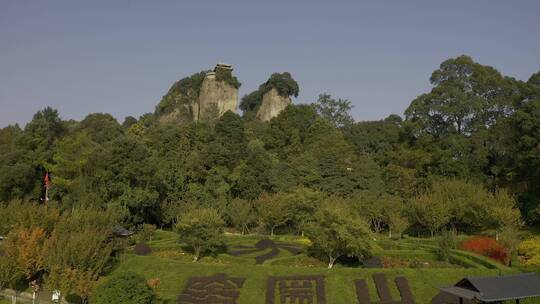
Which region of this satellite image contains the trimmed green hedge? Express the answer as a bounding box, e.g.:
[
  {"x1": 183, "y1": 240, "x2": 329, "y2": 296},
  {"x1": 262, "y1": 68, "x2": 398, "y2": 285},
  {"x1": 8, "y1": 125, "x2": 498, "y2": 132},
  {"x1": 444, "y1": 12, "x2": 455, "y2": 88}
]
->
[
  {"x1": 451, "y1": 250, "x2": 509, "y2": 270},
  {"x1": 448, "y1": 254, "x2": 486, "y2": 269}
]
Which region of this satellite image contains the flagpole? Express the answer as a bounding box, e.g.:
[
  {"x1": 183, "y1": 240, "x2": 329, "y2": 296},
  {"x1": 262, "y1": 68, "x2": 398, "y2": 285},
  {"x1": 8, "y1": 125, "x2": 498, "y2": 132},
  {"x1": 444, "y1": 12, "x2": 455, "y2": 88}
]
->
[{"x1": 44, "y1": 172, "x2": 50, "y2": 204}]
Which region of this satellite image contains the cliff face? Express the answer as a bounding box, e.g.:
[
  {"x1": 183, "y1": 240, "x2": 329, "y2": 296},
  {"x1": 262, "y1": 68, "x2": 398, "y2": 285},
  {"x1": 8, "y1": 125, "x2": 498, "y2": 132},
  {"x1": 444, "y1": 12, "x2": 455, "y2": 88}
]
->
[
  {"x1": 157, "y1": 105, "x2": 193, "y2": 124},
  {"x1": 155, "y1": 64, "x2": 239, "y2": 124},
  {"x1": 196, "y1": 73, "x2": 238, "y2": 121},
  {"x1": 256, "y1": 88, "x2": 292, "y2": 121},
  {"x1": 155, "y1": 71, "x2": 206, "y2": 124}
]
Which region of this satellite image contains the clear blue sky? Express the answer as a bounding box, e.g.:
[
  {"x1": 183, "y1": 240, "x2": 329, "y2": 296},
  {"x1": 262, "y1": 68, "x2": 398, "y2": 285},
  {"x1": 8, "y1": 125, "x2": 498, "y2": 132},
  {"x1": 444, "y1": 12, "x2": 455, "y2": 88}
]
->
[{"x1": 1, "y1": 1, "x2": 539, "y2": 127}]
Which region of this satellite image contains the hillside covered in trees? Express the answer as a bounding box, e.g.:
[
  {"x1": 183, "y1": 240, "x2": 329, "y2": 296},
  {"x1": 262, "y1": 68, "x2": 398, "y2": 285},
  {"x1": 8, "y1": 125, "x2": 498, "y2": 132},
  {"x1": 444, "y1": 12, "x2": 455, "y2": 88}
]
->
[
  {"x1": 1, "y1": 55, "x2": 539, "y2": 233},
  {"x1": 2, "y1": 55, "x2": 540, "y2": 303}
]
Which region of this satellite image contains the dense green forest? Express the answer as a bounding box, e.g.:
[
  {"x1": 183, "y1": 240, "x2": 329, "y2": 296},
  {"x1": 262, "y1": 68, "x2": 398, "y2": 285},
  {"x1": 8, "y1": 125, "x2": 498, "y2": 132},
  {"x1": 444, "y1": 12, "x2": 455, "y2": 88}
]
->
[
  {"x1": 1, "y1": 55, "x2": 539, "y2": 233},
  {"x1": 1, "y1": 54, "x2": 540, "y2": 303}
]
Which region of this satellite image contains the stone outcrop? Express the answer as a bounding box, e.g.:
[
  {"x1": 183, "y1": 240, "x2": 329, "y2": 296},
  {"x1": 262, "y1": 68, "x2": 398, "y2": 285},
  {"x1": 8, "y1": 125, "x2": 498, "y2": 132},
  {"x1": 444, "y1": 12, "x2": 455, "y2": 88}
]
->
[
  {"x1": 156, "y1": 64, "x2": 301, "y2": 123},
  {"x1": 195, "y1": 64, "x2": 238, "y2": 121},
  {"x1": 157, "y1": 105, "x2": 193, "y2": 124},
  {"x1": 256, "y1": 88, "x2": 292, "y2": 121}
]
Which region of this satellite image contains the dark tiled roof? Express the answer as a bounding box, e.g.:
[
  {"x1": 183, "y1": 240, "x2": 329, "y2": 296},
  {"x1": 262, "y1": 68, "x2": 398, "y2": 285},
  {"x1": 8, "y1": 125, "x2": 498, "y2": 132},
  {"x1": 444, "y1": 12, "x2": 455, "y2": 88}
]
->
[
  {"x1": 439, "y1": 286, "x2": 481, "y2": 300},
  {"x1": 431, "y1": 291, "x2": 474, "y2": 304},
  {"x1": 441, "y1": 273, "x2": 540, "y2": 302},
  {"x1": 113, "y1": 226, "x2": 134, "y2": 237}
]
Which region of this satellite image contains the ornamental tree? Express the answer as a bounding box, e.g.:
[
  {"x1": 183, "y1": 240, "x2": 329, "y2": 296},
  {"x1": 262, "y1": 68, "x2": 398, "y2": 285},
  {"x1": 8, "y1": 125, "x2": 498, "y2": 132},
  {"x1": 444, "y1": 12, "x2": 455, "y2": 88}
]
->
[
  {"x1": 4, "y1": 226, "x2": 47, "y2": 281},
  {"x1": 256, "y1": 192, "x2": 291, "y2": 236},
  {"x1": 304, "y1": 200, "x2": 373, "y2": 269},
  {"x1": 176, "y1": 207, "x2": 225, "y2": 262},
  {"x1": 410, "y1": 193, "x2": 451, "y2": 237},
  {"x1": 225, "y1": 198, "x2": 256, "y2": 235},
  {"x1": 487, "y1": 190, "x2": 522, "y2": 240}
]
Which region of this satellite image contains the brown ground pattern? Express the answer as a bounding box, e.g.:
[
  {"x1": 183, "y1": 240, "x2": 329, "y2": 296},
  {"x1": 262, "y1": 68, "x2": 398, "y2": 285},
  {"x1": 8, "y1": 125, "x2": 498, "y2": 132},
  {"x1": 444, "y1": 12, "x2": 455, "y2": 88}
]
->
[
  {"x1": 355, "y1": 273, "x2": 416, "y2": 304},
  {"x1": 177, "y1": 273, "x2": 246, "y2": 304},
  {"x1": 228, "y1": 239, "x2": 302, "y2": 264},
  {"x1": 266, "y1": 275, "x2": 326, "y2": 304}
]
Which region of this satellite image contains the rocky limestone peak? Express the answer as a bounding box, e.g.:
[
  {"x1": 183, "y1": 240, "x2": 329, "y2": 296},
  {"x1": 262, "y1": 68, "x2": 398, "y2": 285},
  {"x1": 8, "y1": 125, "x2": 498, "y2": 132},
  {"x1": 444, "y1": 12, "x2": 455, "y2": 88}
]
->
[
  {"x1": 195, "y1": 64, "x2": 239, "y2": 121},
  {"x1": 256, "y1": 88, "x2": 292, "y2": 121}
]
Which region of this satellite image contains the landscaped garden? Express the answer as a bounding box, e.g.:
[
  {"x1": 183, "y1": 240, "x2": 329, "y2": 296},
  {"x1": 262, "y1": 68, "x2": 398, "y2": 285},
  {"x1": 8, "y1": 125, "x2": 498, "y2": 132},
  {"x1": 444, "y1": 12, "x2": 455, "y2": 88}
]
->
[
  {"x1": 104, "y1": 229, "x2": 520, "y2": 304},
  {"x1": 1, "y1": 55, "x2": 540, "y2": 304},
  {"x1": 2, "y1": 205, "x2": 538, "y2": 304}
]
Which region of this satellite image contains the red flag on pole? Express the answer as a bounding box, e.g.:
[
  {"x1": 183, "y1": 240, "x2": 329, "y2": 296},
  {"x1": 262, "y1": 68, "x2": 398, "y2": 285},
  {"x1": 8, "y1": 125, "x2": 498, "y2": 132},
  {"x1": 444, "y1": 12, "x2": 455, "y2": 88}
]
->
[
  {"x1": 44, "y1": 172, "x2": 51, "y2": 190},
  {"x1": 43, "y1": 172, "x2": 51, "y2": 204}
]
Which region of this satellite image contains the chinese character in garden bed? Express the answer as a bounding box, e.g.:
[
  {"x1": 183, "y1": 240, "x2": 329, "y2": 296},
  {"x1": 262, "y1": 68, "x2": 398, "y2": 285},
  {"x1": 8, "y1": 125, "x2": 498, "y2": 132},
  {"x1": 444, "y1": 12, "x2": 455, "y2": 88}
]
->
[
  {"x1": 177, "y1": 273, "x2": 245, "y2": 304},
  {"x1": 266, "y1": 275, "x2": 326, "y2": 304},
  {"x1": 355, "y1": 273, "x2": 415, "y2": 304},
  {"x1": 228, "y1": 239, "x2": 302, "y2": 264}
]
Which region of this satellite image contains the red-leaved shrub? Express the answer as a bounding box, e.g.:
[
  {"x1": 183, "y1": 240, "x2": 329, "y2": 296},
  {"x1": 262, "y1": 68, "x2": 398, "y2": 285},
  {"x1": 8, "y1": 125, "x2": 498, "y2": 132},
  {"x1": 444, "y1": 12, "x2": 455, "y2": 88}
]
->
[{"x1": 460, "y1": 236, "x2": 508, "y2": 264}]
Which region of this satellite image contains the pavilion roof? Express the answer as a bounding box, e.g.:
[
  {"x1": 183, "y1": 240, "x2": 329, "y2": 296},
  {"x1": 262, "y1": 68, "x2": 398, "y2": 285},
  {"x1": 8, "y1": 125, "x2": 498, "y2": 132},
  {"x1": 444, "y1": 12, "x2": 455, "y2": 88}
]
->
[{"x1": 440, "y1": 273, "x2": 540, "y2": 302}]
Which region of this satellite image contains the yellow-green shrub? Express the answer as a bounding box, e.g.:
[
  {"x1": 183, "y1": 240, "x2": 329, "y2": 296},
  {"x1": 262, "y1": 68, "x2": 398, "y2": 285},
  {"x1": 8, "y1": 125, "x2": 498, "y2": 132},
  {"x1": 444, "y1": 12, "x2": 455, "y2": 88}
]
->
[{"x1": 518, "y1": 238, "x2": 540, "y2": 269}]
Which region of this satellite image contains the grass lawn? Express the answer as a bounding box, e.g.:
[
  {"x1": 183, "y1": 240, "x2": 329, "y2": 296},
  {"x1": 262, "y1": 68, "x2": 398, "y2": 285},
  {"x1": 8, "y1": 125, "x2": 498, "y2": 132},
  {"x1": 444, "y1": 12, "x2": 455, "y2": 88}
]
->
[
  {"x1": 106, "y1": 230, "x2": 524, "y2": 304},
  {"x1": 115, "y1": 254, "x2": 505, "y2": 304}
]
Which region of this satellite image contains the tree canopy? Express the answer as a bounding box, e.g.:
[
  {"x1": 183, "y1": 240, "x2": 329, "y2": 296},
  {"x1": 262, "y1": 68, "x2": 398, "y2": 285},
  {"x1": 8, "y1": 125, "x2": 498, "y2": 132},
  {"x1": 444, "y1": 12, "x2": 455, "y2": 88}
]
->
[
  {"x1": 91, "y1": 272, "x2": 156, "y2": 304},
  {"x1": 1, "y1": 55, "x2": 539, "y2": 239}
]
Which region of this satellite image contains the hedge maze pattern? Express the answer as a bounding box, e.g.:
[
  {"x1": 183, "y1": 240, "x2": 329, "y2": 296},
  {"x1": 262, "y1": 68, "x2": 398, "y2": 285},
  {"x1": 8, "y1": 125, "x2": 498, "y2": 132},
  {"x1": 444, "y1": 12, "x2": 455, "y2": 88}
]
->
[
  {"x1": 177, "y1": 273, "x2": 246, "y2": 304},
  {"x1": 355, "y1": 273, "x2": 415, "y2": 304},
  {"x1": 266, "y1": 275, "x2": 326, "y2": 304},
  {"x1": 228, "y1": 239, "x2": 303, "y2": 264}
]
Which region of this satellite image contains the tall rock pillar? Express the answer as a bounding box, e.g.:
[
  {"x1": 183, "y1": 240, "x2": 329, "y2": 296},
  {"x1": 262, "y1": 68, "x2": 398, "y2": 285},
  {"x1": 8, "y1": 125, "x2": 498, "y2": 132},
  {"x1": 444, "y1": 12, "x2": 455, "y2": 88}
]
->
[
  {"x1": 256, "y1": 88, "x2": 292, "y2": 121},
  {"x1": 196, "y1": 63, "x2": 239, "y2": 121}
]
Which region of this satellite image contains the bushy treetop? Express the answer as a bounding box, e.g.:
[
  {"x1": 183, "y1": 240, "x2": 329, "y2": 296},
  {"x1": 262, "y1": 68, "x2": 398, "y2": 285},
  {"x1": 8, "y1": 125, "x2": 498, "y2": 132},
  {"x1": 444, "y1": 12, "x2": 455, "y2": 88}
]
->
[
  {"x1": 215, "y1": 66, "x2": 241, "y2": 89},
  {"x1": 91, "y1": 272, "x2": 156, "y2": 304}
]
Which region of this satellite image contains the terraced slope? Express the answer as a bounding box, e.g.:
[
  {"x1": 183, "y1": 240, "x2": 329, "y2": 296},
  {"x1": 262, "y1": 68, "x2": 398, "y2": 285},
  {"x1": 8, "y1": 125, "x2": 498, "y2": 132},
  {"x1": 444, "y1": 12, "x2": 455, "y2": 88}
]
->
[{"x1": 115, "y1": 231, "x2": 517, "y2": 303}]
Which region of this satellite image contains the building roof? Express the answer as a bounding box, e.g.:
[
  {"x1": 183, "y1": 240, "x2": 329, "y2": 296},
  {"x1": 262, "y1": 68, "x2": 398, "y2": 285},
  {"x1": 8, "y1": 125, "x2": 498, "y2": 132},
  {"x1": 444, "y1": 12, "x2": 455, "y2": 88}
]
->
[
  {"x1": 113, "y1": 226, "x2": 134, "y2": 237},
  {"x1": 214, "y1": 63, "x2": 233, "y2": 71},
  {"x1": 440, "y1": 273, "x2": 540, "y2": 302}
]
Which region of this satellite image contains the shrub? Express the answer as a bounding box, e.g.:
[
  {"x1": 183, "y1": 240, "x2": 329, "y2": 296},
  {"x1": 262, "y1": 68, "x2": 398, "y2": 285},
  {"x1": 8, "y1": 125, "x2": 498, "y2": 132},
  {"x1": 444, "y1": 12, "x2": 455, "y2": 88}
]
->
[
  {"x1": 460, "y1": 236, "x2": 508, "y2": 264},
  {"x1": 135, "y1": 224, "x2": 156, "y2": 243},
  {"x1": 134, "y1": 243, "x2": 152, "y2": 256},
  {"x1": 240, "y1": 90, "x2": 264, "y2": 112},
  {"x1": 437, "y1": 229, "x2": 457, "y2": 262},
  {"x1": 518, "y1": 237, "x2": 540, "y2": 269},
  {"x1": 215, "y1": 66, "x2": 241, "y2": 89},
  {"x1": 91, "y1": 272, "x2": 156, "y2": 304}
]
